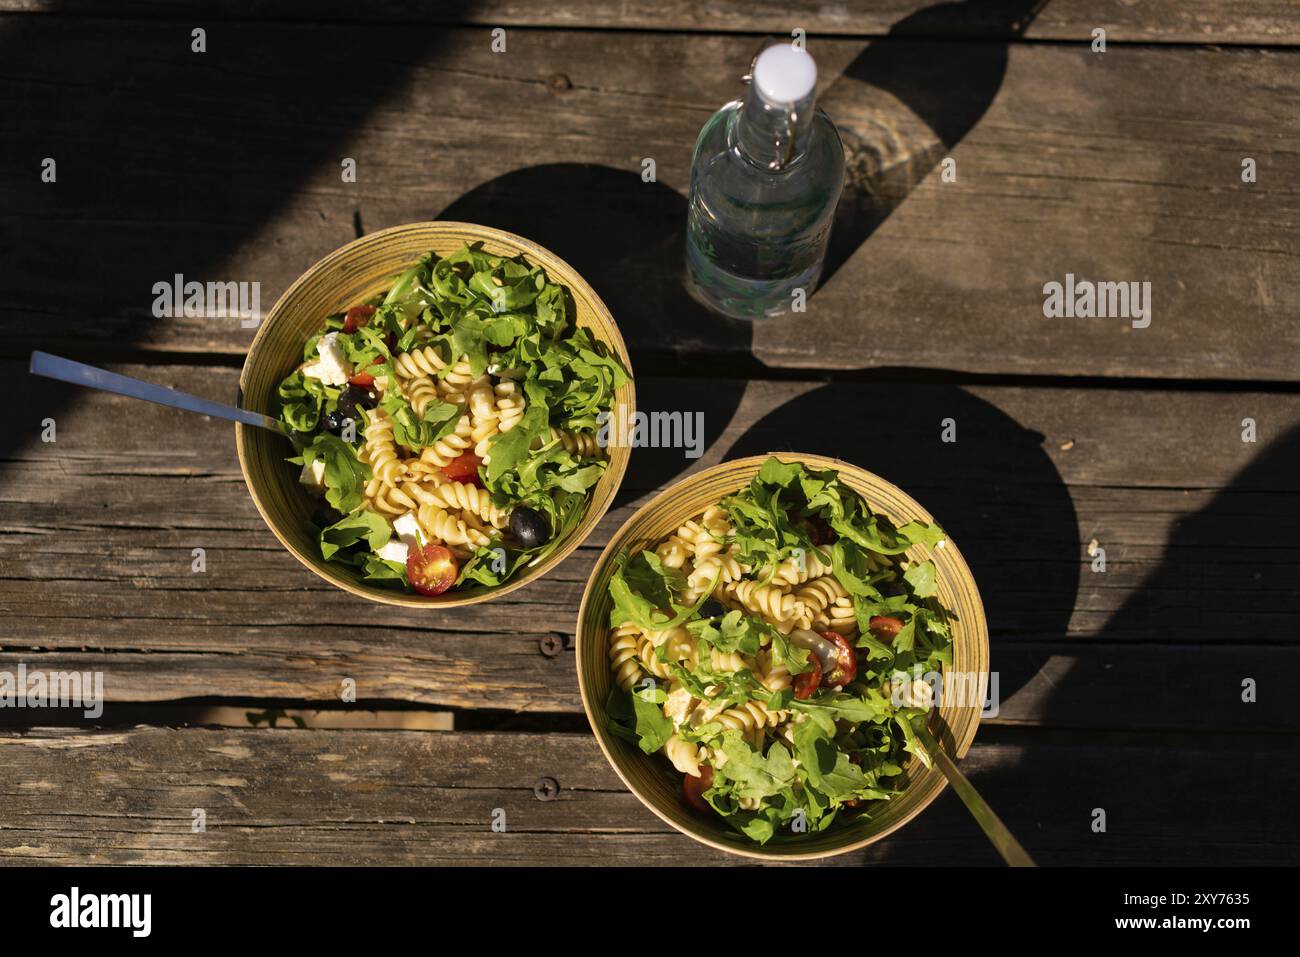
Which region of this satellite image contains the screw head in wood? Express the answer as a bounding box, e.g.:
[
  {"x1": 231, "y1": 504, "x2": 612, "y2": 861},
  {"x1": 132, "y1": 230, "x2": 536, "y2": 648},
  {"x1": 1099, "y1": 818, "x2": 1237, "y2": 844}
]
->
[{"x1": 533, "y1": 777, "x2": 560, "y2": 801}]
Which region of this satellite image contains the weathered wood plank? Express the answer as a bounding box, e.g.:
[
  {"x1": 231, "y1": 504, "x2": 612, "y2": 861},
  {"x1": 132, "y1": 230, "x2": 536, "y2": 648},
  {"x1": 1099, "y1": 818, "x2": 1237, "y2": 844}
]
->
[
  {"x1": 3, "y1": 364, "x2": 1297, "y2": 728},
  {"x1": 1, "y1": 24, "x2": 1296, "y2": 379},
  {"x1": 2, "y1": 1, "x2": 1297, "y2": 46},
  {"x1": 1, "y1": 727, "x2": 1294, "y2": 865}
]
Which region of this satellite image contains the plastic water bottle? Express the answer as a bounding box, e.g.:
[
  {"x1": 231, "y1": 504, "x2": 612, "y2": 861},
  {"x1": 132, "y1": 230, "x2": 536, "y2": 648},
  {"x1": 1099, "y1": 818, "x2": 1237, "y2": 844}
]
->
[{"x1": 685, "y1": 44, "x2": 846, "y2": 321}]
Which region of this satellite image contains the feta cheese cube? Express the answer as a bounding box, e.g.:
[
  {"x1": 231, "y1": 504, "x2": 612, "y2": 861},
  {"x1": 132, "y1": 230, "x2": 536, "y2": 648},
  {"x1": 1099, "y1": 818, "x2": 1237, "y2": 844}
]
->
[
  {"x1": 301, "y1": 331, "x2": 353, "y2": 386},
  {"x1": 391, "y1": 512, "x2": 425, "y2": 548},
  {"x1": 662, "y1": 685, "x2": 695, "y2": 729},
  {"x1": 375, "y1": 540, "x2": 409, "y2": 565},
  {"x1": 298, "y1": 458, "x2": 326, "y2": 488}
]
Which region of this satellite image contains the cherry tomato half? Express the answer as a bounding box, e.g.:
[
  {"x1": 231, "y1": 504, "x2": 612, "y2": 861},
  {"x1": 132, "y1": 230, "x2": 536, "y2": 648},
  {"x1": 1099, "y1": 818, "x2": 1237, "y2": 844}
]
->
[
  {"x1": 348, "y1": 357, "x2": 383, "y2": 388},
  {"x1": 682, "y1": 764, "x2": 714, "y2": 814},
  {"x1": 792, "y1": 652, "x2": 823, "y2": 700},
  {"x1": 407, "y1": 543, "x2": 458, "y2": 596},
  {"x1": 868, "y1": 615, "x2": 905, "y2": 643},
  {"x1": 342, "y1": 304, "x2": 377, "y2": 333},
  {"x1": 440, "y1": 451, "x2": 484, "y2": 487},
  {"x1": 819, "y1": 630, "x2": 858, "y2": 688}
]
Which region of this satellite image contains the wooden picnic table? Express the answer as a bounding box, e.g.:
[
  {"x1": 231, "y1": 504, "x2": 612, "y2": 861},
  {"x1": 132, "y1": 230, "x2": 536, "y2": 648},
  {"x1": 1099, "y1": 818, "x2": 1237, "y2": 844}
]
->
[{"x1": 1, "y1": 1, "x2": 1297, "y2": 866}]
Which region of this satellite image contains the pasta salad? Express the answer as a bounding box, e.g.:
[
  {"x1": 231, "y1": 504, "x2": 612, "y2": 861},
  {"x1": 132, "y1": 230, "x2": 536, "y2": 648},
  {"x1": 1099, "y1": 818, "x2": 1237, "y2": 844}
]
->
[
  {"x1": 605, "y1": 457, "x2": 951, "y2": 844},
  {"x1": 275, "y1": 243, "x2": 629, "y2": 595}
]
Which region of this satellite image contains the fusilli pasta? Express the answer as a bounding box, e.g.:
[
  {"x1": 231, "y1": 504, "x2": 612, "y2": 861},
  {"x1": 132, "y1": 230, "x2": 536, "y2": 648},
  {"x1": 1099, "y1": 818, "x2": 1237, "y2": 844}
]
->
[{"x1": 602, "y1": 459, "x2": 952, "y2": 843}]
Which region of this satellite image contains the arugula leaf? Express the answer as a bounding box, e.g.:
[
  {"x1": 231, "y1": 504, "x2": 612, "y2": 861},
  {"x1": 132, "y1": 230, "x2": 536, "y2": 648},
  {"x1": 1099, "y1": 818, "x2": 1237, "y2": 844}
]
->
[
  {"x1": 622, "y1": 550, "x2": 685, "y2": 608},
  {"x1": 892, "y1": 617, "x2": 918, "y2": 652},
  {"x1": 605, "y1": 680, "x2": 675, "y2": 755},
  {"x1": 484, "y1": 379, "x2": 551, "y2": 487},
  {"x1": 767, "y1": 626, "x2": 813, "y2": 675},
  {"x1": 319, "y1": 509, "x2": 391, "y2": 561},
  {"x1": 296, "y1": 433, "x2": 371, "y2": 513},
  {"x1": 737, "y1": 812, "x2": 779, "y2": 844},
  {"x1": 790, "y1": 690, "x2": 889, "y2": 724},
  {"x1": 359, "y1": 554, "x2": 409, "y2": 588},
  {"x1": 895, "y1": 712, "x2": 933, "y2": 769},
  {"x1": 711, "y1": 610, "x2": 764, "y2": 656},
  {"x1": 631, "y1": 685, "x2": 674, "y2": 754},
  {"x1": 604, "y1": 686, "x2": 640, "y2": 746},
  {"x1": 377, "y1": 393, "x2": 460, "y2": 452},
  {"x1": 275, "y1": 370, "x2": 331, "y2": 433},
  {"x1": 897, "y1": 520, "x2": 947, "y2": 549},
  {"x1": 791, "y1": 716, "x2": 875, "y2": 800},
  {"x1": 831, "y1": 538, "x2": 887, "y2": 598},
  {"x1": 451, "y1": 314, "x2": 490, "y2": 377},
  {"x1": 715, "y1": 731, "x2": 795, "y2": 800},
  {"x1": 607, "y1": 552, "x2": 718, "y2": 631},
  {"x1": 903, "y1": 559, "x2": 939, "y2": 598},
  {"x1": 755, "y1": 456, "x2": 804, "y2": 489}
]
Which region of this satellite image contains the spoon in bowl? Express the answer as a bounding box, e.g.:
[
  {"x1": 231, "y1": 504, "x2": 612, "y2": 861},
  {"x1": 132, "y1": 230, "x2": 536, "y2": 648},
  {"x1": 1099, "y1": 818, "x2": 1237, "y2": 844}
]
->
[{"x1": 29, "y1": 351, "x2": 293, "y2": 439}]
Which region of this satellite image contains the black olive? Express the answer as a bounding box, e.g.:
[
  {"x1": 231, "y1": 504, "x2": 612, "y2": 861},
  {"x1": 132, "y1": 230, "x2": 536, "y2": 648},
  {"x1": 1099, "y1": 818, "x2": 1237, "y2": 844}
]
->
[
  {"x1": 323, "y1": 410, "x2": 356, "y2": 436},
  {"x1": 337, "y1": 384, "x2": 378, "y2": 419},
  {"x1": 698, "y1": 598, "x2": 726, "y2": 619},
  {"x1": 509, "y1": 506, "x2": 550, "y2": 549},
  {"x1": 310, "y1": 502, "x2": 343, "y2": 528}
]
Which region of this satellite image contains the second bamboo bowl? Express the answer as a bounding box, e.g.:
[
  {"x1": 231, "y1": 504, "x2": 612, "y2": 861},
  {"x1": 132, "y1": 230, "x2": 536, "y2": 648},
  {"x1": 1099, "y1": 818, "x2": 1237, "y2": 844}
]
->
[
  {"x1": 237, "y1": 221, "x2": 634, "y2": 607},
  {"x1": 576, "y1": 454, "x2": 989, "y2": 860}
]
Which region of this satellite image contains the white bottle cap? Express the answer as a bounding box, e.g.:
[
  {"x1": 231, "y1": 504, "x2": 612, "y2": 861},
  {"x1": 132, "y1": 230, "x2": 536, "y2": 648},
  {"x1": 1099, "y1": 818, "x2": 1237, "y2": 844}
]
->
[{"x1": 752, "y1": 45, "x2": 817, "y2": 105}]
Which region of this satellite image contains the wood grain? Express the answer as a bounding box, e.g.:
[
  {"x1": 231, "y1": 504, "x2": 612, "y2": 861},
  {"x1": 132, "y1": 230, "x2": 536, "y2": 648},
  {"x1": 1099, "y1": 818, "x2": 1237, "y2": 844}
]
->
[
  {"x1": 1, "y1": 23, "x2": 1296, "y2": 379},
  {"x1": 1, "y1": 726, "x2": 1294, "y2": 865},
  {"x1": 5, "y1": 363, "x2": 1297, "y2": 730},
  {"x1": 2, "y1": 1, "x2": 1297, "y2": 45},
  {"x1": 2, "y1": 2, "x2": 1296, "y2": 868}
]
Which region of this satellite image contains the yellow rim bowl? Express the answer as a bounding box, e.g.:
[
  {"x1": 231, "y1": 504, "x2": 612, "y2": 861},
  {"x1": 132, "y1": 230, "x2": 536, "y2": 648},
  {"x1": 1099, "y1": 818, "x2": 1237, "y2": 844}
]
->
[
  {"x1": 237, "y1": 221, "x2": 634, "y2": 607},
  {"x1": 576, "y1": 453, "x2": 989, "y2": 860}
]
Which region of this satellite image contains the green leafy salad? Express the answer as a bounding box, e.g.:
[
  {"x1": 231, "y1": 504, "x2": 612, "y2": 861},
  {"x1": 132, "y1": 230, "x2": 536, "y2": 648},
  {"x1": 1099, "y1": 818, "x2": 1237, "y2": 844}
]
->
[
  {"x1": 604, "y1": 456, "x2": 952, "y2": 843},
  {"x1": 274, "y1": 242, "x2": 630, "y2": 596}
]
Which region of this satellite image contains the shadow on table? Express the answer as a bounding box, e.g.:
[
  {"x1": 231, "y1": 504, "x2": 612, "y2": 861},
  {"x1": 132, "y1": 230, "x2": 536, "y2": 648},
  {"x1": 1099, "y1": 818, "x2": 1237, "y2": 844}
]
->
[
  {"x1": 0, "y1": 11, "x2": 446, "y2": 457},
  {"x1": 923, "y1": 419, "x2": 1300, "y2": 864},
  {"x1": 821, "y1": 0, "x2": 1047, "y2": 286}
]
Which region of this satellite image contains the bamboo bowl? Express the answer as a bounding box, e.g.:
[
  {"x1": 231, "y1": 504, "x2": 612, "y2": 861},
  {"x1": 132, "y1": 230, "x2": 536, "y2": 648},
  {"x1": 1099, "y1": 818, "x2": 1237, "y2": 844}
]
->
[
  {"x1": 237, "y1": 222, "x2": 634, "y2": 607},
  {"x1": 576, "y1": 454, "x2": 988, "y2": 860}
]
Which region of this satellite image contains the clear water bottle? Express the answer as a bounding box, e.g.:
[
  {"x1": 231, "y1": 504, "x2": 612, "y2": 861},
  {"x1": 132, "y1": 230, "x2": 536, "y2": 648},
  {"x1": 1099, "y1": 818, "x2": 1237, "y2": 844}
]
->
[{"x1": 685, "y1": 44, "x2": 845, "y2": 321}]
